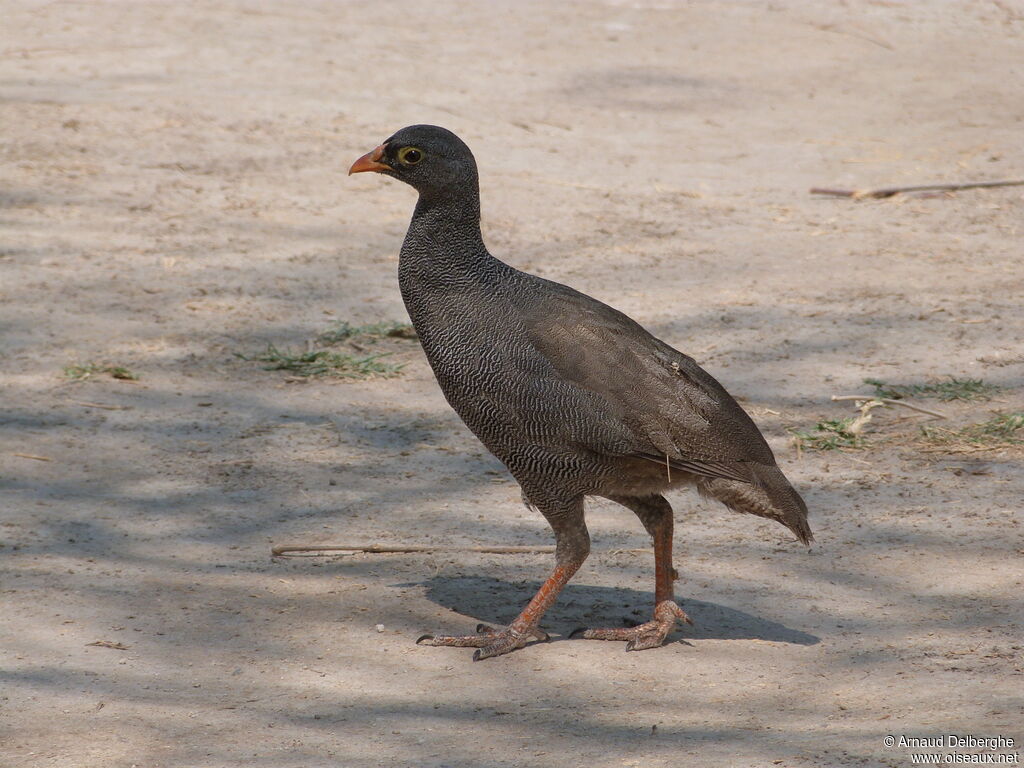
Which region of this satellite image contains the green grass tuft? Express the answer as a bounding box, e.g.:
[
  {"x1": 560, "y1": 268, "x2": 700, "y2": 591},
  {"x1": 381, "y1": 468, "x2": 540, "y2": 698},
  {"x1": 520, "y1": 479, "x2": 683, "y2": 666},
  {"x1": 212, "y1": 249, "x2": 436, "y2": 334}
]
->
[
  {"x1": 921, "y1": 411, "x2": 1024, "y2": 449},
  {"x1": 790, "y1": 417, "x2": 865, "y2": 451},
  {"x1": 317, "y1": 320, "x2": 416, "y2": 345},
  {"x1": 240, "y1": 319, "x2": 416, "y2": 380},
  {"x1": 64, "y1": 363, "x2": 139, "y2": 381},
  {"x1": 237, "y1": 345, "x2": 404, "y2": 379},
  {"x1": 864, "y1": 376, "x2": 999, "y2": 402}
]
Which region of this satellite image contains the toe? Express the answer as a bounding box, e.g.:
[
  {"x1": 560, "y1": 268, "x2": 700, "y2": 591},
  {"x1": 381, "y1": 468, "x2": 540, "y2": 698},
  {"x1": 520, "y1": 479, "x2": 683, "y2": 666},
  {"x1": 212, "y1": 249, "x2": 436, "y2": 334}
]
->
[
  {"x1": 472, "y1": 635, "x2": 525, "y2": 661},
  {"x1": 472, "y1": 645, "x2": 514, "y2": 661},
  {"x1": 416, "y1": 626, "x2": 540, "y2": 657},
  {"x1": 571, "y1": 600, "x2": 690, "y2": 650},
  {"x1": 624, "y1": 632, "x2": 664, "y2": 652}
]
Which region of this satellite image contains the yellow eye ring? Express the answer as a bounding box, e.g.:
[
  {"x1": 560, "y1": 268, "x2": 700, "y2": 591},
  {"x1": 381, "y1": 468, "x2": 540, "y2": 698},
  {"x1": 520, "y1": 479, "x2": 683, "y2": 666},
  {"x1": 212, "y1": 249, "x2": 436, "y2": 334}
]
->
[{"x1": 397, "y1": 146, "x2": 423, "y2": 166}]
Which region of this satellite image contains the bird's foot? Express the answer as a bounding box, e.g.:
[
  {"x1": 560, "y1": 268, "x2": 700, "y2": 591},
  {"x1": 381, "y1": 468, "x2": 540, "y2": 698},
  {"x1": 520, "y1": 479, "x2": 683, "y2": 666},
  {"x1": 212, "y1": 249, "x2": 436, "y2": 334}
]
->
[
  {"x1": 569, "y1": 600, "x2": 691, "y2": 651},
  {"x1": 416, "y1": 623, "x2": 550, "y2": 661}
]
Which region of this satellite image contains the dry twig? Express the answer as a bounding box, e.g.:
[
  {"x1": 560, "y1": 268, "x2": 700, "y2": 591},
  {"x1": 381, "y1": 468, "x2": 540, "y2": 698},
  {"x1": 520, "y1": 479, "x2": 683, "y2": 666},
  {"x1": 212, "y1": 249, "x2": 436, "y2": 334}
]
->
[
  {"x1": 271, "y1": 544, "x2": 653, "y2": 557},
  {"x1": 71, "y1": 400, "x2": 131, "y2": 411},
  {"x1": 272, "y1": 544, "x2": 558, "y2": 557},
  {"x1": 811, "y1": 179, "x2": 1024, "y2": 199},
  {"x1": 86, "y1": 640, "x2": 129, "y2": 650},
  {"x1": 830, "y1": 395, "x2": 947, "y2": 419}
]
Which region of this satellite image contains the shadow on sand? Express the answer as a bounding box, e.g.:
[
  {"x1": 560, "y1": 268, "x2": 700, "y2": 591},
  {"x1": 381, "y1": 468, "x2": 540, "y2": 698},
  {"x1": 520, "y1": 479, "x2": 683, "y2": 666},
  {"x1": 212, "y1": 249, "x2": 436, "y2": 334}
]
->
[{"x1": 408, "y1": 575, "x2": 820, "y2": 646}]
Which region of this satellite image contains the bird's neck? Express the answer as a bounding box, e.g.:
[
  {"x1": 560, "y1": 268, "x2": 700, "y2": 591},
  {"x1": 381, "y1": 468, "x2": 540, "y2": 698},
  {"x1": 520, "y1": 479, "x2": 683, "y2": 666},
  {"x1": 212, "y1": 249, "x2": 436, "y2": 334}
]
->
[
  {"x1": 400, "y1": 187, "x2": 494, "y2": 278},
  {"x1": 410, "y1": 187, "x2": 483, "y2": 242}
]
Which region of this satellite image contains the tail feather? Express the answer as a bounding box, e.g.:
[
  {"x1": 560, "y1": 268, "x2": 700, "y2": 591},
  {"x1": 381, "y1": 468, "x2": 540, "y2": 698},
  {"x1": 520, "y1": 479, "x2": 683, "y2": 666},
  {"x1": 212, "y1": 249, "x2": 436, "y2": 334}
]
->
[{"x1": 696, "y1": 463, "x2": 812, "y2": 545}]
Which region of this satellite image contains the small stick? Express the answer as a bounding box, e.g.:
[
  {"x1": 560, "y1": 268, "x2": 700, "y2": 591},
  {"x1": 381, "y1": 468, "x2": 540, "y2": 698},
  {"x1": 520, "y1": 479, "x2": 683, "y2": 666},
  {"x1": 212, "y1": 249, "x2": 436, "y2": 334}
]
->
[
  {"x1": 13, "y1": 453, "x2": 52, "y2": 461},
  {"x1": 917, "y1": 445, "x2": 1003, "y2": 454},
  {"x1": 271, "y1": 544, "x2": 654, "y2": 557},
  {"x1": 830, "y1": 395, "x2": 947, "y2": 419},
  {"x1": 86, "y1": 640, "x2": 129, "y2": 650},
  {"x1": 811, "y1": 179, "x2": 1024, "y2": 199},
  {"x1": 71, "y1": 400, "x2": 130, "y2": 411},
  {"x1": 271, "y1": 544, "x2": 558, "y2": 556}
]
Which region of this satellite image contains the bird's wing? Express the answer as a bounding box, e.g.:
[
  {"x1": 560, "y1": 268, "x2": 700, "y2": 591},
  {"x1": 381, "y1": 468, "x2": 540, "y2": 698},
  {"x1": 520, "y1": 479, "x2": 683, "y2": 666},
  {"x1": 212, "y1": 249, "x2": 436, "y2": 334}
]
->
[{"x1": 516, "y1": 278, "x2": 776, "y2": 482}]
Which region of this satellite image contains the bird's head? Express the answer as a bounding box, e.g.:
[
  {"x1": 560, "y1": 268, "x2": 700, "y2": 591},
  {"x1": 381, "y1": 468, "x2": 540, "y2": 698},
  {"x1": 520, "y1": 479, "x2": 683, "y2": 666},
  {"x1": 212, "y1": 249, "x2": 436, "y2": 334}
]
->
[{"x1": 349, "y1": 124, "x2": 477, "y2": 200}]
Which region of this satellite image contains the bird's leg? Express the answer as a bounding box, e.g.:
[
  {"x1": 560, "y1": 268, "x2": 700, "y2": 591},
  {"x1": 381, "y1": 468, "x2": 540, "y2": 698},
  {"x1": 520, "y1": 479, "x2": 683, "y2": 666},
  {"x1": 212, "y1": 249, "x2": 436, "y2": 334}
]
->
[
  {"x1": 417, "y1": 499, "x2": 590, "y2": 661},
  {"x1": 572, "y1": 495, "x2": 691, "y2": 651}
]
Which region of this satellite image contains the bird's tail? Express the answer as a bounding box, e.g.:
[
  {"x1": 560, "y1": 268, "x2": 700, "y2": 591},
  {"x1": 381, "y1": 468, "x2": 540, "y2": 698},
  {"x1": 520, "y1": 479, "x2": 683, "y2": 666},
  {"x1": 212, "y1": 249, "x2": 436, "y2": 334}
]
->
[{"x1": 696, "y1": 463, "x2": 812, "y2": 545}]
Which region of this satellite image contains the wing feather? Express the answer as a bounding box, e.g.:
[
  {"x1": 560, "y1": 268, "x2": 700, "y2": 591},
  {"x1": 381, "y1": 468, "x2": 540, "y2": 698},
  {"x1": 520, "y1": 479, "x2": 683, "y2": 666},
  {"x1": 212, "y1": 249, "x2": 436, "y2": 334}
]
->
[{"x1": 517, "y1": 278, "x2": 776, "y2": 473}]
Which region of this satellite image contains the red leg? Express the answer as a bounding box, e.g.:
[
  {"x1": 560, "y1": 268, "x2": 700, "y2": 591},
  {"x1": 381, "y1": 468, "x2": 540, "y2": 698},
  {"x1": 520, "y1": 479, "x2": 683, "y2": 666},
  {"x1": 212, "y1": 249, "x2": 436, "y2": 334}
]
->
[
  {"x1": 417, "y1": 498, "x2": 590, "y2": 660},
  {"x1": 572, "y1": 495, "x2": 691, "y2": 650}
]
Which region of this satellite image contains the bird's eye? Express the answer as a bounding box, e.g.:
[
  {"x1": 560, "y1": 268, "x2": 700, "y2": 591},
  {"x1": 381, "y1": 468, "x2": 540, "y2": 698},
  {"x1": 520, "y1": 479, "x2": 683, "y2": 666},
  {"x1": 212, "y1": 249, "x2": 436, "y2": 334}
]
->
[{"x1": 398, "y1": 146, "x2": 423, "y2": 166}]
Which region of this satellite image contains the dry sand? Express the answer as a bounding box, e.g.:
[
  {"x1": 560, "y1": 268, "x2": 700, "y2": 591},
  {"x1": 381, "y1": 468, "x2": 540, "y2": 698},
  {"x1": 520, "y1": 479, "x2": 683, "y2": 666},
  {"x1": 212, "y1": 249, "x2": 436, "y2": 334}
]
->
[{"x1": 2, "y1": 1, "x2": 1022, "y2": 766}]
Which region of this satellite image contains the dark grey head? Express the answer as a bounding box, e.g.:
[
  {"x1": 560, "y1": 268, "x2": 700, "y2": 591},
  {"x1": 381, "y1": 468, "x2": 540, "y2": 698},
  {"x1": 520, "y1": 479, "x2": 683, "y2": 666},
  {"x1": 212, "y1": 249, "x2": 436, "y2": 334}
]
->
[{"x1": 349, "y1": 124, "x2": 478, "y2": 201}]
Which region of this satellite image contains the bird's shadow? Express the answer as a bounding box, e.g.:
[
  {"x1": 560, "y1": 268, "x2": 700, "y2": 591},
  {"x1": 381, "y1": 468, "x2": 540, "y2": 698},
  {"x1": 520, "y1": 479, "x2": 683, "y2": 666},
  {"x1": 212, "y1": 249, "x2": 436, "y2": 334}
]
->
[{"x1": 403, "y1": 575, "x2": 820, "y2": 646}]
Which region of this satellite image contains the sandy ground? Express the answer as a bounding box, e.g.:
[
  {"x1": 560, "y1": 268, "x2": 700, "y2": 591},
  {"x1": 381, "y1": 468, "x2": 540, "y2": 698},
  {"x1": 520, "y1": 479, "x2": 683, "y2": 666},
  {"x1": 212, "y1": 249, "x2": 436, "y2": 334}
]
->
[{"x1": 2, "y1": 1, "x2": 1023, "y2": 766}]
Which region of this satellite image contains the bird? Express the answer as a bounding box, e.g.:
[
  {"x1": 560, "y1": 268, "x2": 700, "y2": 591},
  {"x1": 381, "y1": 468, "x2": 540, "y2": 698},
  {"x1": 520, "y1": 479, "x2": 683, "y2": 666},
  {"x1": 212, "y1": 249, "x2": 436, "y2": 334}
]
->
[{"x1": 349, "y1": 125, "x2": 811, "y2": 660}]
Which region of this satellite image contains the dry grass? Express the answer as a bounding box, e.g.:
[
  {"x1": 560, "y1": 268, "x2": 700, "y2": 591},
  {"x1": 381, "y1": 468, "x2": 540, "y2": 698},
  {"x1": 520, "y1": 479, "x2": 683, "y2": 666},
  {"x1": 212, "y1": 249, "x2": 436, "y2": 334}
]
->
[{"x1": 919, "y1": 412, "x2": 1024, "y2": 453}]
